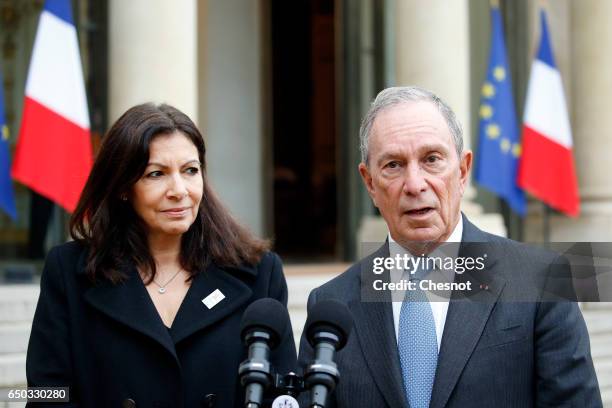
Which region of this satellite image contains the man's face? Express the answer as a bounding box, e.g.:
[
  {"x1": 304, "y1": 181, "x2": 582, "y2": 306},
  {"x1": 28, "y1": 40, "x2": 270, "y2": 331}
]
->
[{"x1": 359, "y1": 101, "x2": 472, "y2": 251}]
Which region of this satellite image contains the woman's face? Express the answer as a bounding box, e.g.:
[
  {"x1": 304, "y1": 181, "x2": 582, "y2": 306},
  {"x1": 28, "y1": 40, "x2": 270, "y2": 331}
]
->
[{"x1": 130, "y1": 131, "x2": 203, "y2": 242}]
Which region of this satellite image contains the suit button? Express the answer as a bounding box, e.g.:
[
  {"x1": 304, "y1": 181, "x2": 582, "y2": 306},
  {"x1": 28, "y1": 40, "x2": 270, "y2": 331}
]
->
[
  {"x1": 122, "y1": 399, "x2": 136, "y2": 408},
  {"x1": 202, "y1": 393, "x2": 217, "y2": 407}
]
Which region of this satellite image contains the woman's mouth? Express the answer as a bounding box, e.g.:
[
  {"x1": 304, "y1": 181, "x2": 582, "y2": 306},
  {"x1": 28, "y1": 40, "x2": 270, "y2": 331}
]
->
[{"x1": 162, "y1": 207, "x2": 189, "y2": 217}]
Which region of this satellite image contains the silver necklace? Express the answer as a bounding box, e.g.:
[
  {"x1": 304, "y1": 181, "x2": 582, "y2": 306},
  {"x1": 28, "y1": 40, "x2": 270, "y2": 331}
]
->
[{"x1": 152, "y1": 268, "x2": 183, "y2": 294}]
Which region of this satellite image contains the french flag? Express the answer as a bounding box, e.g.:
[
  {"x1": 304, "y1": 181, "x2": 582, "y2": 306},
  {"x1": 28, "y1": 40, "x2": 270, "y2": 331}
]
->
[
  {"x1": 12, "y1": 0, "x2": 92, "y2": 213},
  {"x1": 517, "y1": 10, "x2": 579, "y2": 217}
]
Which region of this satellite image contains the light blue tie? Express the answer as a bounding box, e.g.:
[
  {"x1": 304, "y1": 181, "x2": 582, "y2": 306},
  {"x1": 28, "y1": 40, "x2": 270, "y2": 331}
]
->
[{"x1": 398, "y1": 262, "x2": 438, "y2": 408}]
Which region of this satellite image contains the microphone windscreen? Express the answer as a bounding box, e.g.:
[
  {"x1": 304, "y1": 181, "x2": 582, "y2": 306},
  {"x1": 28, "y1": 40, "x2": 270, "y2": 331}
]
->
[
  {"x1": 305, "y1": 300, "x2": 353, "y2": 350},
  {"x1": 240, "y1": 297, "x2": 289, "y2": 349}
]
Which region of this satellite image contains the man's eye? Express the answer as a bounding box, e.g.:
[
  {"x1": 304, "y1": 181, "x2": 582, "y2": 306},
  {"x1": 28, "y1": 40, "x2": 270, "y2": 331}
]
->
[
  {"x1": 385, "y1": 161, "x2": 400, "y2": 169},
  {"x1": 426, "y1": 155, "x2": 440, "y2": 163}
]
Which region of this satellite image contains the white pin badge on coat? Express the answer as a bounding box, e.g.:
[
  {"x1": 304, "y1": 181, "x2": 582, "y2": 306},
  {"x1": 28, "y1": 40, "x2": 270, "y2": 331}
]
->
[{"x1": 202, "y1": 289, "x2": 225, "y2": 309}]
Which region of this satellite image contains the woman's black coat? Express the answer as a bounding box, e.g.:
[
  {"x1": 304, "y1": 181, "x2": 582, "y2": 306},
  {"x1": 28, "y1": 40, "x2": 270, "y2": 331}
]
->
[{"x1": 26, "y1": 241, "x2": 297, "y2": 407}]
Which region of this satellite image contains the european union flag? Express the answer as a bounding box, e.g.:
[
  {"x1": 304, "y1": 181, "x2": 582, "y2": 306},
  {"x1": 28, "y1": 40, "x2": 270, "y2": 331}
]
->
[
  {"x1": 475, "y1": 5, "x2": 526, "y2": 215},
  {"x1": 0, "y1": 68, "x2": 17, "y2": 220}
]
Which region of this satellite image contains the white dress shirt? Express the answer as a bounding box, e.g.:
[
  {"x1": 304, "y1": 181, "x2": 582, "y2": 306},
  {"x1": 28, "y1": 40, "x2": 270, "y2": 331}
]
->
[{"x1": 390, "y1": 214, "x2": 463, "y2": 351}]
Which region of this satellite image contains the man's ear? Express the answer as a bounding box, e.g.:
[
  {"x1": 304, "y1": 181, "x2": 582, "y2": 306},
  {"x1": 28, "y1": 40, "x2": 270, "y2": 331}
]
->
[
  {"x1": 459, "y1": 150, "x2": 473, "y2": 194},
  {"x1": 359, "y1": 162, "x2": 377, "y2": 206}
]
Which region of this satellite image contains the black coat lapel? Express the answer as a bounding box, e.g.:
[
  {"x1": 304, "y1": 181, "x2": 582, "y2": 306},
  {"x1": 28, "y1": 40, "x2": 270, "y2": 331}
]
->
[
  {"x1": 429, "y1": 218, "x2": 506, "y2": 408},
  {"x1": 83, "y1": 267, "x2": 178, "y2": 361},
  {"x1": 351, "y1": 244, "x2": 408, "y2": 408},
  {"x1": 169, "y1": 263, "x2": 253, "y2": 344},
  {"x1": 83, "y1": 262, "x2": 255, "y2": 362}
]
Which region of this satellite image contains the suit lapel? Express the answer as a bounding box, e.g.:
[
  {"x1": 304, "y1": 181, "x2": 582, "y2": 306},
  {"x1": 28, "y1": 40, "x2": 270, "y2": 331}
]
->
[
  {"x1": 170, "y1": 263, "x2": 253, "y2": 344},
  {"x1": 429, "y1": 219, "x2": 506, "y2": 408},
  {"x1": 83, "y1": 266, "x2": 178, "y2": 361},
  {"x1": 351, "y1": 299, "x2": 408, "y2": 408},
  {"x1": 351, "y1": 244, "x2": 408, "y2": 408}
]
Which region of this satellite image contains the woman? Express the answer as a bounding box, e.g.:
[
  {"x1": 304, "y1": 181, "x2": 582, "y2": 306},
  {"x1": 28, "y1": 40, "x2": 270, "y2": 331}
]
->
[{"x1": 26, "y1": 103, "x2": 296, "y2": 407}]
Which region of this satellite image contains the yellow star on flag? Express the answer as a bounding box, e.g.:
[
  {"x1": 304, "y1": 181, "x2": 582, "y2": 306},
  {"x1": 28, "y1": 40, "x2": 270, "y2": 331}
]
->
[
  {"x1": 1, "y1": 125, "x2": 8, "y2": 141},
  {"x1": 493, "y1": 66, "x2": 506, "y2": 81},
  {"x1": 482, "y1": 82, "x2": 495, "y2": 98},
  {"x1": 486, "y1": 124, "x2": 500, "y2": 139},
  {"x1": 512, "y1": 143, "x2": 521, "y2": 158},
  {"x1": 500, "y1": 138, "x2": 511, "y2": 153},
  {"x1": 479, "y1": 105, "x2": 493, "y2": 119}
]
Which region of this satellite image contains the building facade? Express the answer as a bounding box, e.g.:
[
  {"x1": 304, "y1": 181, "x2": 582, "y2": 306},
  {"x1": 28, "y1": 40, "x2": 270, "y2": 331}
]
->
[{"x1": 0, "y1": 0, "x2": 610, "y2": 403}]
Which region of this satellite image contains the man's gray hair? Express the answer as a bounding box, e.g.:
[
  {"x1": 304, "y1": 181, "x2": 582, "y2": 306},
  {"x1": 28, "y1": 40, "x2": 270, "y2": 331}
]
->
[{"x1": 359, "y1": 86, "x2": 464, "y2": 165}]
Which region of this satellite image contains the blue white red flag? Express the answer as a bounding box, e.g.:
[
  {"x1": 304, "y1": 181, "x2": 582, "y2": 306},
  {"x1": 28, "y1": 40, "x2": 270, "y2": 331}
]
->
[
  {"x1": 12, "y1": 0, "x2": 92, "y2": 212},
  {"x1": 518, "y1": 10, "x2": 580, "y2": 217}
]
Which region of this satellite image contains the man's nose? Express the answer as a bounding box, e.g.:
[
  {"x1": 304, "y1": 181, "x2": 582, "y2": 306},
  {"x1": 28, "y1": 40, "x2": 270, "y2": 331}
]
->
[{"x1": 402, "y1": 163, "x2": 428, "y2": 195}]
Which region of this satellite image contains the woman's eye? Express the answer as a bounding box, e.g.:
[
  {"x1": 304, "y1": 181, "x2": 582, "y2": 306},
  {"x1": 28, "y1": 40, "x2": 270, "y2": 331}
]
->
[
  {"x1": 146, "y1": 170, "x2": 163, "y2": 178},
  {"x1": 185, "y1": 167, "x2": 200, "y2": 175}
]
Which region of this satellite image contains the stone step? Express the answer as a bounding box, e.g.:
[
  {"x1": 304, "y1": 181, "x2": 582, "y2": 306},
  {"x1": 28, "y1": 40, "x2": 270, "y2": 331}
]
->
[
  {"x1": 594, "y1": 359, "x2": 612, "y2": 391},
  {"x1": 286, "y1": 273, "x2": 337, "y2": 305},
  {"x1": 583, "y1": 302, "x2": 612, "y2": 312},
  {"x1": 0, "y1": 354, "x2": 26, "y2": 388},
  {"x1": 0, "y1": 286, "x2": 39, "y2": 324},
  {"x1": 0, "y1": 402, "x2": 26, "y2": 408},
  {"x1": 584, "y1": 309, "x2": 612, "y2": 336},
  {"x1": 601, "y1": 385, "x2": 612, "y2": 407},
  {"x1": 0, "y1": 285, "x2": 37, "y2": 391},
  {"x1": 286, "y1": 271, "x2": 337, "y2": 347},
  {"x1": 0, "y1": 324, "x2": 31, "y2": 354},
  {"x1": 591, "y1": 341, "x2": 612, "y2": 365}
]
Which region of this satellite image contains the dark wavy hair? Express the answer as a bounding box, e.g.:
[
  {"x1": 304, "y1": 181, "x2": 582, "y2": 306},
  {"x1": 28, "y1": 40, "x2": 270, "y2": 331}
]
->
[{"x1": 70, "y1": 103, "x2": 269, "y2": 283}]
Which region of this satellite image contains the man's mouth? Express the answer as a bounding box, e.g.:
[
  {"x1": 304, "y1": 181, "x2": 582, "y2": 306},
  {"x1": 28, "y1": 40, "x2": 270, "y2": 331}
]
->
[{"x1": 406, "y1": 207, "x2": 433, "y2": 216}]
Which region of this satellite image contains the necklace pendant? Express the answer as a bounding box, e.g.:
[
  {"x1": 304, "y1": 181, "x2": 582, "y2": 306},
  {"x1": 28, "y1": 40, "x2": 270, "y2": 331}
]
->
[{"x1": 158, "y1": 287, "x2": 167, "y2": 294}]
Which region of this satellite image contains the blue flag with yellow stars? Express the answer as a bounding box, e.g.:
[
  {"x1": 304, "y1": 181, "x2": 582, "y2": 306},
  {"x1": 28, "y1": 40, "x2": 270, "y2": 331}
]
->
[
  {"x1": 0, "y1": 68, "x2": 17, "y2": 220},
  {"x1": 475, "y1": 5, "x2": 526, "y2": 216}
]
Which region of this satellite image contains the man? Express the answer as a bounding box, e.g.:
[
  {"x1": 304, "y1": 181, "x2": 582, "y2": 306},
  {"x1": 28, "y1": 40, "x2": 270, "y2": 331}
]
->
[{"x1": 298, "y1": 86, "x2": 601, "y2": 407}]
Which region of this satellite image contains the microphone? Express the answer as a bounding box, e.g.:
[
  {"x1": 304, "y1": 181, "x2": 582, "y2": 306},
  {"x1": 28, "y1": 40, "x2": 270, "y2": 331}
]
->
[
  {"x1": 239, "y1": 298, "x2": 290, "y2": 408},
  {"x1": 303, "y1": 300, "x2": 353, "y2": 408}
]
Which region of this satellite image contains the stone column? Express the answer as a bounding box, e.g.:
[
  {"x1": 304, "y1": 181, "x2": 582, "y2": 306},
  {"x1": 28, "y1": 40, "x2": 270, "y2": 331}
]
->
[
  {"x1": 109, "y1": 0, "x2": 265, "y2": 236},
  {"x1": 108, "y1": 0, "x2": 198, "y2": 121},
  {"x1": 573, "y1": 2, "x2": 612, "y2": 399},
  {"x1": 531, "y1": 3, "x2": 612, "y2": 402},
  {"x1": 199, "y1": 0, "x2": 265, "y2": 236},
  {"x1": 395, "y1": 0, "x2": 471, "y2": 135},
  {"x1": 523, "y1": 0, "x2": 612, "y2": 243},
  {"x1": 560, "y1": 0, "x2": 612, "y2": 241},
  {"x1": 394, "y1": 0, "x2": 506, "y2": 236}
]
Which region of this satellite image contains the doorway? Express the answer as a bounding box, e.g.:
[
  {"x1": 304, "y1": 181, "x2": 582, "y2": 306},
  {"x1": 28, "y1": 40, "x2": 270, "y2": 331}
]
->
[{"x1": 270, "y1": 0, "x2": 337, "y2": 260}]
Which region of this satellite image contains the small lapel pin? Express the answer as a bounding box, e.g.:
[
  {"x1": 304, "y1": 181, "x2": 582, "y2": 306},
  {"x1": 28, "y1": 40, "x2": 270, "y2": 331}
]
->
[{"x1": 202, "y1": 289, "x2": 225, "y2": 309}]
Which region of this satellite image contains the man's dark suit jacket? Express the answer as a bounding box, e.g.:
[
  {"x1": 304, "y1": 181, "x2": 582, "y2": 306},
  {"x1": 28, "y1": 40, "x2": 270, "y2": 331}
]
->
[
  {"x1": 298, "y1": 217, "x2": 602, "y2": 408},
  {"x1": 26, "y1": 241, "x2": 297, "y2": 408}
]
